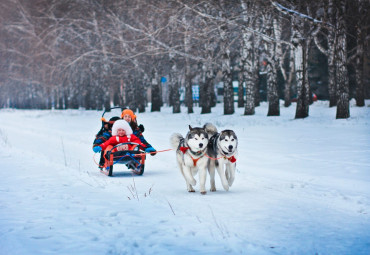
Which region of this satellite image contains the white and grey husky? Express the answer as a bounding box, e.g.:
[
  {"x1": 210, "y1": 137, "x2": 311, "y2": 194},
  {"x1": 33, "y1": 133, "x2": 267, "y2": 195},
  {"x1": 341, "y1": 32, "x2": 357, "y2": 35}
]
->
[
  {"x1": 170, "y1": 123, "x2": 217, "y2": 194},
  {"x1": 207, "y1": 128, "x2": 238, "y2": 191}
]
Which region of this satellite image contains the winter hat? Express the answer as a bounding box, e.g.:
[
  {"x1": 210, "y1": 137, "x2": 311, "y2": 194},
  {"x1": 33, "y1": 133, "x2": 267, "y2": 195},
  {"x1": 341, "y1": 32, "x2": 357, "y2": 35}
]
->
[
  {"x1": 101, "y1": 116, "x2": 120, "y2": 124},
  {"x1": 121, "y1": 109, "x2": 136, "y2": 121},
  {"x1": 112, "y1": 119, "x2": 133, "y2": 136},
  {"x1": 109, "y1": 116, "x2": 121, "y2": 122},
  {"x1": 107, "y1": 116, "x2": 120, "y2": 129}
]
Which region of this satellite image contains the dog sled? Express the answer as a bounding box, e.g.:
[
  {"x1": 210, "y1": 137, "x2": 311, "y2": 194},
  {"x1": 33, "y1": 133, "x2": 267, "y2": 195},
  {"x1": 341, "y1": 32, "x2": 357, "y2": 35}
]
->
[
  {"x1": 100, "y1": 142, "x2": 146, "y2": 176},
  {"x1": 96, "y1": 106, "x2": 146, "y2": 176}
]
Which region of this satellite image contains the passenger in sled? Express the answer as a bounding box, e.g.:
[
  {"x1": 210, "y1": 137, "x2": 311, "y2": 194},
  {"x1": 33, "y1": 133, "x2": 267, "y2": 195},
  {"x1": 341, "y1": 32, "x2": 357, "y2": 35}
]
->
[
  {"x1": 93, "y1": 119, "x2": 150, "y2": 176},
  {"x1": 93, "y1": 119, "x2": 147, "y2": 152},
  {"x1": 121, "y1": 109, "x2": 157, "y2": 155},
  {"x1": 92, "y1": 109, "x2": 156, "y2": 169},
  {"x1": 92, "y1": 116, "x2": 120, "y2": 168}
]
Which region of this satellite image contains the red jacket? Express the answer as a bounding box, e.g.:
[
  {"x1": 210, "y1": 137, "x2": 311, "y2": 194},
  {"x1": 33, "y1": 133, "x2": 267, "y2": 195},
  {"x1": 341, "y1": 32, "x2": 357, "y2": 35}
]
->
[{"x1": 100, "y1": 134, "x2": 146, "y2": 151}]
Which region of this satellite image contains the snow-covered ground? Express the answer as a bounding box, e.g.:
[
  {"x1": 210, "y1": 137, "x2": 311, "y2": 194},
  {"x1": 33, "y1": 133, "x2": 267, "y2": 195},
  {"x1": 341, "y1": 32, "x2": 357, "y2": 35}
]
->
[{"x1": 0, "y1": 100, "x2": 369, "y2": 255}]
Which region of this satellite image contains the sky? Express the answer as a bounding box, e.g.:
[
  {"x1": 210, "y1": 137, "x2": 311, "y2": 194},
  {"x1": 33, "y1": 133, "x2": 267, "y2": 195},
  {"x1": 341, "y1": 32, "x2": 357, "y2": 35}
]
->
[{"x1": 0, "y1": 100, "x2": 369, "y2": 255}]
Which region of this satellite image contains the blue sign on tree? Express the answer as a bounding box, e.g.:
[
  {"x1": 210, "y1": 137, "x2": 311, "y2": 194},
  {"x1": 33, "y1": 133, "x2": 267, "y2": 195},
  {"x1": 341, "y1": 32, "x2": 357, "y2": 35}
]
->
[{"x1": 161, "y1": 77, "x2": 167, "y2": 83}]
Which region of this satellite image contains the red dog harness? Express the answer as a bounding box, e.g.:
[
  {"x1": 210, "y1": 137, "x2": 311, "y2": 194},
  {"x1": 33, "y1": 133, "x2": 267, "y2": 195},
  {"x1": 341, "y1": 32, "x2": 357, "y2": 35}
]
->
[{"x1": 179, "y1": 147, "x2": 201, "y2": 167}]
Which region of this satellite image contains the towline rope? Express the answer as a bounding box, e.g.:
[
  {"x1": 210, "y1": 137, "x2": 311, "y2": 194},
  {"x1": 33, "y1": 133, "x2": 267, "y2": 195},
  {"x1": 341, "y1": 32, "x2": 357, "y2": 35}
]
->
[
  {"x1": 204, "y1": 154, "x2": 224, "y2": 160},
  {"x1": 92, "y1": 148, "x2": 173, "y2": 166}
]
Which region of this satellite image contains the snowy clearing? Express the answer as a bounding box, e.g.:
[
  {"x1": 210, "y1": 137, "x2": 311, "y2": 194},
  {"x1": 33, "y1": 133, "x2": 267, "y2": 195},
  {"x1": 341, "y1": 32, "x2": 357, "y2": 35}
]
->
[{"x1": 0, "y1": 100, "x2": 369, "y2": 255}]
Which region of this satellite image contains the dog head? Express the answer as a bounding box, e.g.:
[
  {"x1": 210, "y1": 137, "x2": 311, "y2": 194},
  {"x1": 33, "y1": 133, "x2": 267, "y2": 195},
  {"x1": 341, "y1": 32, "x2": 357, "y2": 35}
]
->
[
  {"x1": 185, "y1": 125, "x2": 209, "y2": 153},
  {"x1": 218, "y1": 130, "x2": 238, "y2": 155}
]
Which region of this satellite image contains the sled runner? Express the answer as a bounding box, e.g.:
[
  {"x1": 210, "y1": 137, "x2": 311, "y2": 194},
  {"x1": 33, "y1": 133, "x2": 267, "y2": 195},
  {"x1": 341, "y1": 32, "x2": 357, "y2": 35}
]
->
[{"x1": 100, "y1": 142, "x2": 146, "y2": 176}]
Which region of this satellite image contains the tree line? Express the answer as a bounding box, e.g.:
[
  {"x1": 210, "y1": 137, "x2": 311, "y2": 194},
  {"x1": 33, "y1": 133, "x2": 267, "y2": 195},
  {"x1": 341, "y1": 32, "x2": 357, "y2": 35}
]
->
[{"x1": 0, "y1": 0, "x2": 368, "y2": 119}]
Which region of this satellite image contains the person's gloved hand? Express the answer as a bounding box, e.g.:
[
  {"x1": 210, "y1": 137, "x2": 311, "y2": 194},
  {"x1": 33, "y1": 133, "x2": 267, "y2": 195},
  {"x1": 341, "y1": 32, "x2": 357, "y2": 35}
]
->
[
  {"x1": 145, "y1": 147, "x2": 157, "y2": 156},
  {"x1": 139, "y1": 124, "x2": 145, "y2": 133},
  {"x1": 93, "y1": 146, "x2": 102, "y2": 153}
]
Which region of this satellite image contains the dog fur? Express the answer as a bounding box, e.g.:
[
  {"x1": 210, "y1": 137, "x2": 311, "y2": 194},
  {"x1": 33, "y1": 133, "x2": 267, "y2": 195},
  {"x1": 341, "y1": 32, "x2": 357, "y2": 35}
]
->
[
  {"x1": 207, "y1": 128, "x2": 238, "y2": 191},
  {"x1": 170, "y1": 123, "x2": 217, "y2": 194}
]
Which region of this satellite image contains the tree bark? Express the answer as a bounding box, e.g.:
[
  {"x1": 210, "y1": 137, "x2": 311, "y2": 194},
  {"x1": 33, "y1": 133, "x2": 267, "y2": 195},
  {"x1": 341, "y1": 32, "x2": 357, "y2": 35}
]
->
[
  {"x1": 169, "y1": 59, "x2": 181, "y2": 113},
  {"x1": 200, "y1": 63, "x2": 213, "y2": 114},
  {"x1": 354, "y1": 0, "x2": 367, "y2": 107},
  {"x1": 151, "y1": 68, "x2": 161, "y2": 112},
  {"x1": 335, "y1": 0, "x2": 350, "y2": 119},
  {"x1": 294, "y1": 43, "x2": 310, "y2": 119}
]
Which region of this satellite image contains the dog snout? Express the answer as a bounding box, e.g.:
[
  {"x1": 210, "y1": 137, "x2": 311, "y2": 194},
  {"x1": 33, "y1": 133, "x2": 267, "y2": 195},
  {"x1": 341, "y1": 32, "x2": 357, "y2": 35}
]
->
[
  {"x1": 199, "y1": 143, "x2": 203, "y2": 148},
  {"x1": 228, "y1": 145, "x2": 233, "y2": 151}
]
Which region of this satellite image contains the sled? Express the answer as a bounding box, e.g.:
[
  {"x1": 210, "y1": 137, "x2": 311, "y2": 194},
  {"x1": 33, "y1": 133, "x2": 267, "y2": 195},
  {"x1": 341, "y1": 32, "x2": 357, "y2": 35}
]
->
[{"x1": 100, "y1": 142, "x2": 146, "y2": 176}]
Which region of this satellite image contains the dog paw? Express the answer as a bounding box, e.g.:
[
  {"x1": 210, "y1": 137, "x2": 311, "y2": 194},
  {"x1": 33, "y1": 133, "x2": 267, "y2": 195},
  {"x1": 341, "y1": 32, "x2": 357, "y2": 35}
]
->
[
  {"x1": 210, "y1": 187, "x2": 216, "y2": 192},
  {"x1": 200, "y1": 191, "x2": 207, "y2": 195},
  {"x1": 222, "y1": 184, "x2": 229, "y2": 191},
  {"x1": 188, "y1": 189, "x2": 195, "y2": 193}
]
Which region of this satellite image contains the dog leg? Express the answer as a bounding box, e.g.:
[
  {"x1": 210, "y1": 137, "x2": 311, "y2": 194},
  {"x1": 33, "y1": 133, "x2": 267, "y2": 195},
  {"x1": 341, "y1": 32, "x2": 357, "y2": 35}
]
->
[
  {"x1": 187, "y1": 183, "x2": 195, "y2": 192},
  {"x1": 216, "y1": 162, "x2": 229, "y2": 191},
  {"x1": 183, "y1": 165, "x2": 197, "y2": 186},
  {"x1": 227, "y1": 163, "x2": 236, "y2": 187},
  {"x1": 208, "y1": 162, "x2": 216, "y2": 192},
  {"x1": 199, "y1": 167, "x2": 207, "y2": 195},
  {"x1": 178, "y1": 163, "x2": 195, "y2": 192}
]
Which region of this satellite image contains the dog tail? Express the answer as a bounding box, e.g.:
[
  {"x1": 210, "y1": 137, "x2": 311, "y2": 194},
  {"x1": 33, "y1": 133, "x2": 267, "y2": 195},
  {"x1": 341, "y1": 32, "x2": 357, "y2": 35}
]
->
[
  {"x1": 204, "y1": 123, "x2": 217, "y2": 136},
  {"x1": 170, "y1": 133, "x2": 183, "y2": 149}
]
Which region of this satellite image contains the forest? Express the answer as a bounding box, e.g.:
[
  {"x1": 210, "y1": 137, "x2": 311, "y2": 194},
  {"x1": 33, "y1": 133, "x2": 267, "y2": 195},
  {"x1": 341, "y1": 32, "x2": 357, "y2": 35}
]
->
[{"x1": 0, "y1": 0, "x2": 369, "y2": 119}]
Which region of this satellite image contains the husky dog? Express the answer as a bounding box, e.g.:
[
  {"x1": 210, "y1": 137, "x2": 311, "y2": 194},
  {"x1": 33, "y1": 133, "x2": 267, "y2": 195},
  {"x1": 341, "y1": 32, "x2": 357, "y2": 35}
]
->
[
  {"x1": 170, "y1": 123, "x2": 217, "y2": 194},
  {"x1": 207, "y1": 129, "x2": 238, "y2": 191}
]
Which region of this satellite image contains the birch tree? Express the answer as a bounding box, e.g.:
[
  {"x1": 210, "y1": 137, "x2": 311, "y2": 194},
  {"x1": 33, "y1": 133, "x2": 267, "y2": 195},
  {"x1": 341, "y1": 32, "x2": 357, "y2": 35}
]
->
[
  {"x1": 348, "y1": 0, "x2": 369, "y2": 107},
  {"x1": 240, "y1": 0, "x2": 259, "y2": 115},
  {"x1": 335, "y1": 0, "x2": 349, "y2": 119},
  {"x1": 264, "y1": 14, "x2": 280, "y2": 117}
]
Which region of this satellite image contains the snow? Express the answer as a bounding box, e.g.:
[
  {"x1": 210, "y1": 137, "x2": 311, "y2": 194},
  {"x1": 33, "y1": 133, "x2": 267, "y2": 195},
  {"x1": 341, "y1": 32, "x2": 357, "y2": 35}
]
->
[{"x1": 0, "y1": 100, "x2": 369, "y2": 255}]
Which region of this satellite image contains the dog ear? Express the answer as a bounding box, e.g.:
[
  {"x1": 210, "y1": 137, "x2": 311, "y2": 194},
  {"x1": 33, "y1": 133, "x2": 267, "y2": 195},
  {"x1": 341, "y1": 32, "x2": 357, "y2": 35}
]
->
[{"x1": 189, "y1": 125, "x2": 193, "y2": 131}]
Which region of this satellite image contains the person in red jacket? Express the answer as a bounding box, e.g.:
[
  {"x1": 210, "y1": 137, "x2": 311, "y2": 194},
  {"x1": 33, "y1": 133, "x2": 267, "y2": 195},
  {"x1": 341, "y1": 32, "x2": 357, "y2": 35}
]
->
[
  {"x1": 121, "y1": 109, "x2": 157, "y2": 155},
  {"x1": 93, "y1": 119, "x2": 147, "y2": 153}
]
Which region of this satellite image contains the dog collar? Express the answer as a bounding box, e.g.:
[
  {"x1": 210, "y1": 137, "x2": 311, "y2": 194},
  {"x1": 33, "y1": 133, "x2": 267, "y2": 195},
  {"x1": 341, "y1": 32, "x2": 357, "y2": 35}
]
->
[
  {"x1": 179, "y1": 146, "x2": 189, "y2": 154},
  {"x1": 180, "y1": 146, "x2": 204, "y2": 156},
  {"x1": 220, "y1": 148, "x2": 237, "y2": 163},
  {"x1": 226, "y1": 155, "x2": 237, "y2": 163}
]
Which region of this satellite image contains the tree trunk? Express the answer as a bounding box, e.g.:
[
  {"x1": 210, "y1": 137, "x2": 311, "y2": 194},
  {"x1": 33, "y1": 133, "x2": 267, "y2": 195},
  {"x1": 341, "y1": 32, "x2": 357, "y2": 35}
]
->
[
  {"x1": 171, "y1": 82, "x2": 181, "y2": 113},
  {"x1": 240, "y1": 0, "x2": 258, "y2": 114},
  {"x1": 284, "y1": 47, "x2": 294, "y2": 107},
  {"x1": 328, "y1": 0, "x2": 338, "y2": 107},
  {"x1": 185, "y1": 65, "x2": 193, "y2": 114},
  {"x1": 222, "y1": 52, "x2": 234, "y2": 115},
  {"x1": 169, "y1": 60, "x2": 181, "y2": 113},
  {"x1": 237, "y1": 67, "x2": 245, "y2": 108},
  {"x1": 151, "y1": 68, "x2": 161, "y2": 112},
  {"x1": 220, "y1": 19, "x2": 234, "y2": 115},
  {"x1": 201, "y1": 65, "x2": 213, "y2": 114},
  {"x1": 335, "y1": 0, "x2": 350, "y2": 119},
  {"x1": 241, "y1": 30, "x2": 256, "y2": 115},
  {"x1": 266, "y1": 18, "x2": 281, "y2": 117},
  {"x1": 136, "y1": 78, "x2": 146, "y2": 113},
  {"x1": 267, "y1": 61, "x2": 280, "y2": 116},
  {"x1": 294, "y1": 43, "x2": 310, "y2": 119},
  {"x1": 327, "y1": 39, "x2": 337, "y2": 107},
  {"x1": 354, "y1": 0, "x2": 366, "y2": 107}
]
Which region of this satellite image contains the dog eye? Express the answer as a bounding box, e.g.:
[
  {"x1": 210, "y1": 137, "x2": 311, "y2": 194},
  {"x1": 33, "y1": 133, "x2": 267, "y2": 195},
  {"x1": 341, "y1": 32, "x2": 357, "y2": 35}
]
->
[{"x1": 231, "y1": 139, "x2": 234, "y2": 141}]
